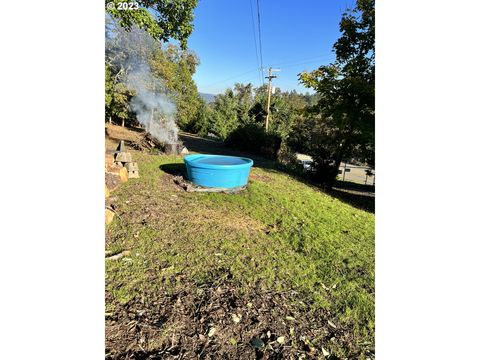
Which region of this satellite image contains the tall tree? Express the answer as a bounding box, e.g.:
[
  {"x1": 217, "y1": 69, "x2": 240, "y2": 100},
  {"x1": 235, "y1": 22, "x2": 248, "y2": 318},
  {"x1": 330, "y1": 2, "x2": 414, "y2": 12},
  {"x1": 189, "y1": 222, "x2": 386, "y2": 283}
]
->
[
  {"x1": 150, "y1": 44, "x2": 202, "y2": 130},
  {"x1": 211, "y1": 89, "x2": 239, "y2": 140},
  {"x1": 191, "y1": 98, "x2": 213, "y2": 136},
  {"x1": 105, "y1": 21, "x2": 202, "y2": 129},
  {"x1": 298, "y1": 0, "x2": 375, "y2": 187},
  {"x1": 106, "y1": 0, "x2": 197, "y2": 49},
  {"x1": 233, "y1": 83, "x2": 254, "y2": 125}
]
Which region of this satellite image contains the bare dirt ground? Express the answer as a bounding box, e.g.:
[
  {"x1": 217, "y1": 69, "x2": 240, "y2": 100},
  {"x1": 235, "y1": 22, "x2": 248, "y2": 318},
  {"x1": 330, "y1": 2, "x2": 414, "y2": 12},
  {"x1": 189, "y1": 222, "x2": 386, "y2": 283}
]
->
[{"x1": 105, "y1": 280, "x2": 359, "y2": 360}]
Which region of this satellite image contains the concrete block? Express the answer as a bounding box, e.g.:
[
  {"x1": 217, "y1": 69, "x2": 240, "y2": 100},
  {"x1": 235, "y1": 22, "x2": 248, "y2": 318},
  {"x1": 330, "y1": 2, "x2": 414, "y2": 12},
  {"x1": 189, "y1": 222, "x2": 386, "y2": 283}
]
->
[
  {"x1": 115, "y1": 152, "x2": 132, "y2": 163},
  {"x1": 128, "y1": 170, "x2": 140, "y2": 179},
  {"x1": 125, "y1": 162, "x2": 139, "y2": 171},
  {"x1": 116, "y1": 140, "x2": 126, "y2": 152}
]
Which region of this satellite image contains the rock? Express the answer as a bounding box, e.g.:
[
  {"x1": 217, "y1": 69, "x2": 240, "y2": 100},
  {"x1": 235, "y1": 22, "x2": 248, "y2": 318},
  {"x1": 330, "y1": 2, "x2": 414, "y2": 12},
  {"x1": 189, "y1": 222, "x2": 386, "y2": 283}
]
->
[
  {"x1": 106, "y1": 250, "x2": 131, "y2": 260},
  {"x1": 118, "y1": 167, "x2": 128, "y2": 182},
  {"x1": 207, "y1": 327, "x2": 216, "y2": 337},
  {"x1": 249, "y1": 337, "x2": 264, "y2": 349},
  {"x1": 105, "y1": 172, "x2": 121, "y2": 192},
  {"x1": 105, "y1": 208, "x2": 115, "y2": 225},
  {"x1": 105, "y1": 185, "x2": 110, "y2": 198}
]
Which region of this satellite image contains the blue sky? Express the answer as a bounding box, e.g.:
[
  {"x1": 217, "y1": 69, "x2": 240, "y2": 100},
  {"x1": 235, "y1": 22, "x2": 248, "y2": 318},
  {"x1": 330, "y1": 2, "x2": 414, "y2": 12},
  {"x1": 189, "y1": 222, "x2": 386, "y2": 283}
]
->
[{"x1": 187, "y1": 0, "x2": 353, "y2": 95}]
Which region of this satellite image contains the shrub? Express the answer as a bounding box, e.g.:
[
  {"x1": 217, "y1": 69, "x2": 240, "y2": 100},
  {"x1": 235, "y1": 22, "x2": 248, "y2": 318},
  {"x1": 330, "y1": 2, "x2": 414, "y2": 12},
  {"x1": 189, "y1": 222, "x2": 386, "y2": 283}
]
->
[{"x1": 226, "y1": 123, "x2": 281, "y2": 159}]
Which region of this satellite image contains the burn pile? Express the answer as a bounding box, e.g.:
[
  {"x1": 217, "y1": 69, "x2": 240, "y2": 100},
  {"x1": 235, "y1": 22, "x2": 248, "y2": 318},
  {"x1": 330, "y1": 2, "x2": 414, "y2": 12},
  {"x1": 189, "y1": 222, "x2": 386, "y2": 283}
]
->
[
  {"x1": 142, "y1": 132, "x2": 187, "y2": 155},
  {"x1": 108, "y1": 24, "x2": 185, "y2": 156}
]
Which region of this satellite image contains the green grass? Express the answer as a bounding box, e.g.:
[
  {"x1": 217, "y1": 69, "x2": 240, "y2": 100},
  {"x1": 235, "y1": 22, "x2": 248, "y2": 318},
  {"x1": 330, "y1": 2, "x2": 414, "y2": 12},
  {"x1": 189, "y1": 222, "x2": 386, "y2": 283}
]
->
[{"x1": 106, "y1": 152, "x2": 375, "y2": 353}]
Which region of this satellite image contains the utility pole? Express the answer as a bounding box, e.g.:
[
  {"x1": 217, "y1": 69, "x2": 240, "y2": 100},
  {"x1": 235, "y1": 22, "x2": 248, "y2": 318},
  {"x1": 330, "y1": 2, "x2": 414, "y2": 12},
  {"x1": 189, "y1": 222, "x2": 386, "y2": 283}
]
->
[{"x1": 265, "y1": 67, "x2": 280, "y2": 131}]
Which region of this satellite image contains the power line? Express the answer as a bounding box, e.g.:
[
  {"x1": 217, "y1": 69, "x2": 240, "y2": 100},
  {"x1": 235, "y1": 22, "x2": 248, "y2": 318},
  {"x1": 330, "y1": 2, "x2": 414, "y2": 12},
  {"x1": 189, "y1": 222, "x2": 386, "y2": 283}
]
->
[
  {"x1": 249, "y1": 0, "x2": 262, "y2": 85},
  {"x1": 202, "y1": 68, "x2": 259, "y2": 88},
  {"x1": 271, "y1": 53, "x2": 335, "y2": 68},
  {"x1": 256, "y1": 0, "x2": 265, "y2": 85},
  {"x1": 280, "y1": 57, "x2": 336, "y2": 70}
]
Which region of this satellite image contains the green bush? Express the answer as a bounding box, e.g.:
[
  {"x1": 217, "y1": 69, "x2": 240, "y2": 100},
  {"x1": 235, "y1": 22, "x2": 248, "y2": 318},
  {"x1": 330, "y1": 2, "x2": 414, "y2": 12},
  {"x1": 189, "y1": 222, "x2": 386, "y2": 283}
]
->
[{"x1": 226, "y1": 123, "x2": 281, "y2": 159}]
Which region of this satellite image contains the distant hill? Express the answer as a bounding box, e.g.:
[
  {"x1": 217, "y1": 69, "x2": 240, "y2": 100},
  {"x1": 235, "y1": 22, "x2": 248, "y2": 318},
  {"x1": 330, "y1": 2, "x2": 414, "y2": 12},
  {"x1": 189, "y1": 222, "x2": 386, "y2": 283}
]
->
[{"x1": 199, "y1": 92, "x2": 216, "y2": 103}]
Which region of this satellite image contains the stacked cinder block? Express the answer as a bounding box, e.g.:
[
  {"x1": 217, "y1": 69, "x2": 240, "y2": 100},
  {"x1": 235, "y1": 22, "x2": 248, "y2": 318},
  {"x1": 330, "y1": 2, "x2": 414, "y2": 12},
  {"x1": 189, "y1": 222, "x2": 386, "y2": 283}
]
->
[
  {"x1": 114, "y1": 141, "x2": 140, "y2": 179},
  {"x1": 124, "y1": 162, "x2": 139, "y2": 178}
]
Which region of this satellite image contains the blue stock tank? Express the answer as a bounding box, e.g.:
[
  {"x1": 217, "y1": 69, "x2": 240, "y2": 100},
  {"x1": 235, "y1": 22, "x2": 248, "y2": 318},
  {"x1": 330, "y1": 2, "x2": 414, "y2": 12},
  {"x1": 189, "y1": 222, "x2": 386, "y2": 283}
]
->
[{"x1": 184, "y1": 154, "x2": 254, "y2": 188}]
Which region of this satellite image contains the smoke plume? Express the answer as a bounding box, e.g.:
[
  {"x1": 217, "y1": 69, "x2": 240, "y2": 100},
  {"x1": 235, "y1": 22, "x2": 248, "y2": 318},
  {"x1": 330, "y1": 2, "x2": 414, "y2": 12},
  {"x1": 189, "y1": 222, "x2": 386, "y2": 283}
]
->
[{"x1": 108, "y1": 21, "x2": 178, "y2": 143}]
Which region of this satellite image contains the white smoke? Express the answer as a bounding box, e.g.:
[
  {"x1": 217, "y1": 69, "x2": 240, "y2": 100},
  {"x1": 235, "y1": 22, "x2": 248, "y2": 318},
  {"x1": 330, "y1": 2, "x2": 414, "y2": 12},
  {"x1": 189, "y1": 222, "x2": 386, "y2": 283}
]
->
[
  {"x1": 108, "y1": 21, "x2": 178, "y2": 143},
  {"x1": 127, "y1": 62, "x2": 178, "y2": 143}
]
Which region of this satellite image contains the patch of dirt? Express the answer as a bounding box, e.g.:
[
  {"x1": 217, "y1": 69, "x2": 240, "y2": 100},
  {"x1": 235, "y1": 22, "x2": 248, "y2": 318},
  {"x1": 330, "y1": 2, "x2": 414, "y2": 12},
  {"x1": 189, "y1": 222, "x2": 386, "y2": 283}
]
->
[
  {"x1": 105, "y1": 170, "x2": 267, "y2": 249},
  {"x1": 187, "y1": 207, "x2": 265, "y2": 235},
  {"x1": 249, "y1": 172, "x2": 272, "y2": 183},
  {"x1": 106, "y1": 124, "x2": 145, "y2": 143},
  {"x1": 106, "y1": 279, "x2": 364, "y2": 359},
  {"x1": 106, "y1": 123, "x2": 161, "y2": 152}
]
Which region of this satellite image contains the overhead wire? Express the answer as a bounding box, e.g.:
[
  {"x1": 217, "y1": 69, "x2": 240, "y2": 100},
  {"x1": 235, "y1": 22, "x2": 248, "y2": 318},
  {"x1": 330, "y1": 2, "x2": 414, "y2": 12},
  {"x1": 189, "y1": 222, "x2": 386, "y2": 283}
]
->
[
  {"x1": 256, "y1": 0, "x2": 265, "y2": 85},
  {"x1": 270, "y1": 53, "x2": 335, "y2": 68},
  {"x1": 280, "y1": 57, "x2": 336, "y2": 70},
  {"x1": 202, "y1": 68, "x2": 259, "y2": 88},
  {"x1": 249, "y1": 0, "x2": 262, "y2": 85},
  {"x1": 201, "y1": 57, "x2": 334, "y2": 92},
  {"x1": 205, "y1": 4, "x2": 338, "y2": 93}
]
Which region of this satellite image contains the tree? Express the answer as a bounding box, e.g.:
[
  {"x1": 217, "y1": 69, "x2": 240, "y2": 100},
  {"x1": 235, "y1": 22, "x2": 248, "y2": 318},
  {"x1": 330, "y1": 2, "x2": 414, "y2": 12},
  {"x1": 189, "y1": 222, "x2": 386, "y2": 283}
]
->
[
  {"x1": 205, "y1": 84, "x2": 311, "y2": 153},
  {"x1": 233, "y1": 83, "x2": 254, "y2": 125},
  {"x1": 105, "y1": 20, "x2": 202, "y2": 129},
  {"x1": 268, "y1": 90, "x2": 307, "y2": 139},
  {"x1": 105, "y1": 63, "x2": 136, "y2": 126},
  {"x1": 211, "y1": 89, "x2": 239, "y2": 140},
  {"x1": 298, "y1": 0, "x2": 374, "y2": 187},
  {"x1": 106, "y1": 0, "x2": 197, "y2": 49},
  {"x1": 191, "y1": 98, "x2": 213, "y2": 136},
  {"x1": 105, "y1": 64, "x2": 114, "y2": 122},
  {"x1": 105, "y1": 0, "x2": 199, "y2": 128},
  {"x1": 149, "y1": 44, "x2": 201, "y2": 130}
]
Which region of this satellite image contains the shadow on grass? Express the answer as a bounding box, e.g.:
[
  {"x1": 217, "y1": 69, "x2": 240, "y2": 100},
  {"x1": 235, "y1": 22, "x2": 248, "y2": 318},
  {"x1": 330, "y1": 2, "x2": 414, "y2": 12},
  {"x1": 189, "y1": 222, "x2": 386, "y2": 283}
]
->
[
  {"x1": 329, "y1": 186, "x2": 375, "y2": 213},
  {"x1": 334, "y1": 180, "x2": 375, "y2": 192},
  {"x1": 159, "y1": 163, "x2": 186, "y2": 177},
  {"x1": 179, "y1": 132, "x2": 375, "y2": 213}
]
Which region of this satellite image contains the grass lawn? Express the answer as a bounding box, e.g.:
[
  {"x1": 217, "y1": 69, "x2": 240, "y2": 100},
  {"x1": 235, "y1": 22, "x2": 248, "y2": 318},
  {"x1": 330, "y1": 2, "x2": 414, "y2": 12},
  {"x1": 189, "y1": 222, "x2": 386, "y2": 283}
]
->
[{"x1": 105, "y1": 150, "x2": 375, "y2": 359}]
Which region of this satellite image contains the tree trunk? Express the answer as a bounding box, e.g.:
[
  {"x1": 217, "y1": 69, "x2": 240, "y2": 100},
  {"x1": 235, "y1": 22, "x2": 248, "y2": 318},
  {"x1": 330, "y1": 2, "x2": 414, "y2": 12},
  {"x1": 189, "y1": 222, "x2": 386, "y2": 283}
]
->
[{"x1": 313, "y1": 153, "x2": 344, "y2": 190}]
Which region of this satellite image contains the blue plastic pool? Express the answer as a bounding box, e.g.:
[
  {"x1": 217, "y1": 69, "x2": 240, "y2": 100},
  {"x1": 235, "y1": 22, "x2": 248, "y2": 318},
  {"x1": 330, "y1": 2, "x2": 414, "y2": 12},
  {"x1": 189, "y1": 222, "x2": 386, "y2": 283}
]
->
[{"x1": 184, "y1": 154, "x2": 254, "y2": 188}]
